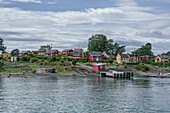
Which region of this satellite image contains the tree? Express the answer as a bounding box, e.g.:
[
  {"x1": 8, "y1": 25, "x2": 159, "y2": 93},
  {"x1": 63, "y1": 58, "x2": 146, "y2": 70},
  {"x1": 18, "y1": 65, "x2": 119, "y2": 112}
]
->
[
  {"x1": 0, "y1": 37, "x2": 6, "y2": 53},
  {"x1": 40, "y1": 45, "x2": 52, "y2": 50},
  {"x1": 11, "y1": 49, "x2": 19, "y2": 56},
  {"x1": 132, "y1": 43, "x2": 154, "y2": 56},
  {"x1": 88, "y1": 34, "x2": 113, "y2": 52},
  {"x1": 109, "y1": 43, "x2": 126, "y2": 56},
  {"x1": 87, "y1": 34, "x2": 126, "y2": 56}
]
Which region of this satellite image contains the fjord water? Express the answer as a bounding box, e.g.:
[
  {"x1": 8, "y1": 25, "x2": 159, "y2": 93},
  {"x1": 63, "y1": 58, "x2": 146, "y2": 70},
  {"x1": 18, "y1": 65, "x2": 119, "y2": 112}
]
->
[{"x1": 0, "y1": 77, "x2": 170, "y2": 113}]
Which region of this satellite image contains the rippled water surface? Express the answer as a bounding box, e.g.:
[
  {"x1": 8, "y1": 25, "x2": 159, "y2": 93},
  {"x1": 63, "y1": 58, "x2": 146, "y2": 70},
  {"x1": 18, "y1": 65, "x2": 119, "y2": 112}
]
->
[{"x1": 0, "y1": 76, "x2": 170, "y2": 113}]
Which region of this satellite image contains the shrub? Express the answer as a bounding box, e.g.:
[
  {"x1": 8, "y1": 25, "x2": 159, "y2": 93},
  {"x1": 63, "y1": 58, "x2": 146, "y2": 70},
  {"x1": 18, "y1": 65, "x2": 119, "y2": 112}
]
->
[
  {"x1": 72, "y1": 60, "x2": 77, "y2": 65},
  {"x1": 20, "y1": 56, "x2": 31, "y2": 62},
  {"x1": 32, "y1": 70, "x2": 36, "y2": 74},
  {"x1": 35, "y1": 55, "x2": 44, "y2": 59},
  {"x1": 47, "y1": 57, "x2": 56, "y2": 62},
  {"x1": 30, "y1": 58, "x2": 38, "y2": 63}
]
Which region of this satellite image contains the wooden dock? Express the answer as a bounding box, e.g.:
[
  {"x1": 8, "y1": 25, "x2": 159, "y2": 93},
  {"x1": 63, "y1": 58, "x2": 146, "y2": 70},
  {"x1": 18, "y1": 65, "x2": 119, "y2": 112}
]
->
[{"x1": 100, "y1": 69, "x2": 133, "y2": 78}]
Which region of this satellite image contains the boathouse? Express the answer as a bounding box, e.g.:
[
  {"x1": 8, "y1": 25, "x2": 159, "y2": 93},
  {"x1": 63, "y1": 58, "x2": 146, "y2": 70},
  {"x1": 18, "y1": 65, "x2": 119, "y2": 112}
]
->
[{"x1": 93, "y1": 64, "x2": 105, "y2": 71}]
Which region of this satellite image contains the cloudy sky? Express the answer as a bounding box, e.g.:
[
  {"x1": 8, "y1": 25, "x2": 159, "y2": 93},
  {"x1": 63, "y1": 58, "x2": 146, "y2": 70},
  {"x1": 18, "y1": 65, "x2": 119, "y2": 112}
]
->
[{"x1": 0, "y1": 0, "x2": 170, "y2": 54}]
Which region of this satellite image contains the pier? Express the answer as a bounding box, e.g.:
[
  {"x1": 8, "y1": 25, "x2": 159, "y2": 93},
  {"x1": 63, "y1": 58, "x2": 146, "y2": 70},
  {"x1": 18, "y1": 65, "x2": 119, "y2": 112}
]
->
[{"x1": 100, "y1": 69, "x2": 133, "y2": 78}]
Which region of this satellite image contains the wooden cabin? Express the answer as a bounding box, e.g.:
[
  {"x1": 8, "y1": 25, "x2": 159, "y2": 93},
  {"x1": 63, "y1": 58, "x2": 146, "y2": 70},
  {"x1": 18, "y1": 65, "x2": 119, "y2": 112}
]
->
[
  {"x1": 1, "y1": 52, "x2": 12, "y2": 58},
  {"x1": 72, "y1": 49, "x2": 84, "y2": 58},
  {"x1": 89, "y1": 52, "x2": 104, "y2": 61},
  {"x1": 116, "y1": 54, "x2": 131, "y2": 64},
  {"x1": 62, "y1": 49, "x2": 73, "y2": 55},
  {"x1": 93, "y1": 64, "x2": 105, "y2": 71}
]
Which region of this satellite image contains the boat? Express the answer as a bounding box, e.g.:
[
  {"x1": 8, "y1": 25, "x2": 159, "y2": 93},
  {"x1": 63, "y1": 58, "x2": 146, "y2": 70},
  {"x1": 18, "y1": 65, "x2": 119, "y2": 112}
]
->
[{"x1": 146, "y1": 72, "x2": 168, "y2": 78}]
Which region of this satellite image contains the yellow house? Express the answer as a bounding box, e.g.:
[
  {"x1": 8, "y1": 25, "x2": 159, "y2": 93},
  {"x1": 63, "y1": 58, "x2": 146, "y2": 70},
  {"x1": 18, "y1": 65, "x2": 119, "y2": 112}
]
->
[
  {"x1": 102, "y1": 51, "x2": 114, "y2": 59},
  {"x1": 38, "y1": 49, "x2": 47, "y2": 55},
  {"x1": 116, "y1": 53, "x2": 131, "y2": 63},
  {"x1": 1, "y1": 52, "x2": 12, "y2": 58},
  {"x1": 155, "y1": 55, "x2": 170, "y2": 62}
]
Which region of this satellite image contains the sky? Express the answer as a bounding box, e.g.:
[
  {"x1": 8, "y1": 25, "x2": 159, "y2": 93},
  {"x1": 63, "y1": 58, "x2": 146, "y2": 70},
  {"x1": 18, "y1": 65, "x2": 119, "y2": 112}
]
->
[{"x1": 0, "y1": 0, "x2": 170, "y2": 54}]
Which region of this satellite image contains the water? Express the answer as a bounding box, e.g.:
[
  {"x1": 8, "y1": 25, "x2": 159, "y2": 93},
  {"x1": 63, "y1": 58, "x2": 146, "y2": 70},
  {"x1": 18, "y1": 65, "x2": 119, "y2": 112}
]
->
[{"x1": 0, "y1": 76, "x2": 170, "y2": 113}]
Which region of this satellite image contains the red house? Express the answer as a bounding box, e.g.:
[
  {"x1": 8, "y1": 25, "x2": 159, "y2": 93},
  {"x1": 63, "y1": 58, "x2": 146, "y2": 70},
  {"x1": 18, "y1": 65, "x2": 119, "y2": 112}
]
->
[
  {"x1": 18, "y1": 50, "x2": 31, "y2": 57},
  {"x1": 93, "y1": 64, "x2": 105, "y2": 71},
  {"x1": 32, "y1": 51, "x2": 38, "y2": 55},
  {"x1": 89, "y1": 52, "x2": 104, "y2": 61},
  {"x1": 136, "y1": 55, "x2": 150, "y2": 61},
  {"x1": 72, "y1": 49, "x2": 84, "y2": 58},
  {"x1": 62, "y1": 49, "x2": 73, "y2": 55},
  {"x1": 44, "y1": 50, "x2": 59, "y2": 57}
]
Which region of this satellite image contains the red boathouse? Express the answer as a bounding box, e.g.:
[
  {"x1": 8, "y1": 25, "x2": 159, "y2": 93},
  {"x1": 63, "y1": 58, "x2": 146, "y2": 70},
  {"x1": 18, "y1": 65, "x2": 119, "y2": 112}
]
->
[{"x1": 93, "y1": 64, "x2": 105, "y2": 71}]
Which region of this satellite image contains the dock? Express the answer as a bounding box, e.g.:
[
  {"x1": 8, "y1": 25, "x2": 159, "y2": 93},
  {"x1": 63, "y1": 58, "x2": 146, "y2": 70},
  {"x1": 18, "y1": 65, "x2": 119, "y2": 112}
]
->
[{"x1": 100, "y1": 69, "x2": 133, "y2": 78}]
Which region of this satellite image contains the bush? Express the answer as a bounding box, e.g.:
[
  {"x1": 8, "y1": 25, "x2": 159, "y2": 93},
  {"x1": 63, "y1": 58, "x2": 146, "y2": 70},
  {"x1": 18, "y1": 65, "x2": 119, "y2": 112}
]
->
[
  {"x1": 47, "y1": 57, "x2": 56, "y2": 62},
  {"x1": 72, "y1": 60, "x2": 77, "y2": 65},
  {"x1": 135, "y1": 64, "x2": 149, "y2": 72},
  {"x1": 0, "y1": 56, "x2": 3, "y2": 60},
  {"x1": 0, "y1": 61, "x2": 4, "y2": 68},
  {"x1": 30, "y1": 58, "x2": 38, "y2": 63},
  {"x1": 20, "y1": 56, "x2": 31, "y2": 62},
  {"x1": 32, "y1": 70, "x2": 36, "y2": 74},
  {"x1": 35, "y1": 55, "x2": 44, "y2": 59}
]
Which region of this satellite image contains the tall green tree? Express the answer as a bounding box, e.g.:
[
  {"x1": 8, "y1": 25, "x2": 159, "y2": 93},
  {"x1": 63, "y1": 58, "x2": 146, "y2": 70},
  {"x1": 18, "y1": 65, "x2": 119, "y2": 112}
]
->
[
  {"x1": 0, "y1": 37, "x2": 6, "y2": 53},
  {"x1": 88, "y1": 34, "x2": 110, "y2": 52},
  {"x1": 11, "y1": 49, "x2": 20, "y2": 56},
  {"x1": 132, "y1": 43, "x2": 153, "y2": 56},
  {"x1": 40, "y1": 45, "x2": 52, "y2": 50},
  {"x1": 88, "y1": 34, "x2": 126, "y2": 56}
]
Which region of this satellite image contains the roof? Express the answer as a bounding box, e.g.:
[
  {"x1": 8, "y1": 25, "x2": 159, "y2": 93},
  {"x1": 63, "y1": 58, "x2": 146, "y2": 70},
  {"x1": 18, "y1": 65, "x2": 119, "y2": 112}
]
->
[
  {"x1": 32, "y1": 51, "x2": 38, "y2": 53},
  {"x1": 38, "y1": 49, "x2": 46, "y2": 52},
  {"x1": 74, "y1": 49, "x2": 83, "y2": 52},
  {"x1": 19, "y1": 51, "x2": 30, "y2": 54},
  {"x1": 104, "y1": 51, "x2": 112, "y2": 55},
  {"x1": 90, "y1": 52, "x2": 102, "y2": 56},
  {"x1": 44, "y1": 50, "x2": 58, "y2": 54},
  {"x1": 161, "y1": 55, "x2": 170, "y2": 59},
  {"x1": 119, "y1": 54, "x2": 130, "y2": 58},
  {"x1": 93, "y1": 63, "x2": 106, "y2": 66}
]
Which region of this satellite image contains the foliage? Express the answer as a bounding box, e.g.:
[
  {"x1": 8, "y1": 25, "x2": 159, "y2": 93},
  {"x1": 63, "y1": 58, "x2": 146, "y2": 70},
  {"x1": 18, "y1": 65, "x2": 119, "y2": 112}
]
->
[
  {"x1": 134, "y1": 64, "x2": 149, "y2": 72},
  {"x1": 20, "y1": 56, "x2": 31, "y2": 62},
  {"x1": 87, "y1": 34, "x2": 125, "y2": 56},
  {"x1": 11, "y1": 49, "x2": 19, "y2": 56},
  {"x1": 72, "y1": 60, "x2": 77, "y2": 65},
  {"x1": 162, "y1": 51, "x2": 170, "y2": 56},
  {"x1": 35, "y1": 55, "x2": 44, "y2": 59},
  {"x1": 32, "y1": 70, "x2": 37, "y2": 74},
  {"x1": 132, "y1": 43, "x2": 154, "y2": 56},
  {"x1": 88, "y1": 34, "x2": 113, "y2": 52},
  {"x1": 40, "y1": 45, "x2": 52, "y2": 50},
  {"x1": 0, "y1": 56, "x2": 3, "y2": 60},
  {"x1": 0, "y1": 37, "x2": 6, "y2": 53},
  {"x1": 30, "y1": 58, "x2": 38, "y2": 63},
  {"x1": 0, "y1": 61, "x2": 4, "y2": 68},
  {"x1": 47, "y1": 57, "x2": 56, "y2": 62}
]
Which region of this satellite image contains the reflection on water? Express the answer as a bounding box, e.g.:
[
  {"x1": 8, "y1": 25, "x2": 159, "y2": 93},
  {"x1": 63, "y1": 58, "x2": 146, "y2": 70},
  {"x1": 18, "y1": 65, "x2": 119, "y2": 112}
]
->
[{"x1": 0, "y1": 77, "x2": 170, "y2": 112}]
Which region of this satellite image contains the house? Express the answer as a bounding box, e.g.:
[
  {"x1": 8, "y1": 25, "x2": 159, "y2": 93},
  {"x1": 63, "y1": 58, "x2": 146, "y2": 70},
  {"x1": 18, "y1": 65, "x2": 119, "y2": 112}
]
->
[
  {"x1": 38, "y1": 46, "x2": 51, "y2": 55},
  {"x1": 1, "y1": 52, "x2": 12, "y2": 58},
  {"x1": 116, "y1": 53, "x2": 131, "y2": 63},
  {"x1": 18, "y1": 51, "x2": 30, "y2": 57},
  {"x1": 32, "y1": 51, "x2": 38, "y2": 55},
  {"x1": 136, "y1": 55, "x2": 150, "y2": 61},
  {"x1": 44, "y1": 50, "x2": 59, "y2": 57},
  {"x1": 38, "y1": 49, "x2": 47, "y2": 55},
  {"x1": 62, "y1": 49, "x2": 73, "y2": 55},
  {"x1": 102, "y1": 51, "x2": 114, "y2": 59},
  {"x1": 93, "y1": 64, "x2": 105, "y2": 71},
  {"x1": 89, "y1": 52, "x2": 104, "y2": 61},
  {"x1": 72, "y1": 49, "x2": 84, "y2": 58},
  {"x1": 155, "y1": 55, "x2": 170, "y2": 62}
]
